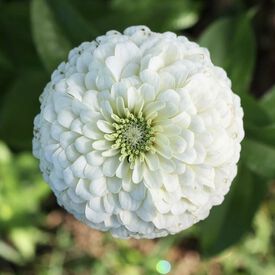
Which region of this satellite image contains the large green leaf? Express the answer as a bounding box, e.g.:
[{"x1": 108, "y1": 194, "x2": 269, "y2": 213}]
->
[
  {"x1": 199, "y1": 163, "x2": 268, "y2": 256},
  {"x1": 260, "y1": 85, "x2": 275, "y2": 122},
  {"x1": 0, "y1": 49, "x2": 12, "y2": 70},
  {"x1": 46, "y1": 0, "x2": 99, "y2": 44},
  {"x1": 245, "y1": 124, "x2": 275, "y2": 148},
  {"x1": 111, "y1": 0, "x2": 202, "y2": 32},
  {"x1": 242, "y1": 139, "x2": 275, "y2": 179},
  {"x1": 31, "y1": 0, "x2": 72, "y2": 71},
  {"x1": 199, "y1": 15, "x2": 256, "y2": 94},
  {"x1": 242, "y1": 93, "x2": 271, "y2": 129},
  {"x1": 0, "y1": 70, "x2": 48, "y2": 150}
]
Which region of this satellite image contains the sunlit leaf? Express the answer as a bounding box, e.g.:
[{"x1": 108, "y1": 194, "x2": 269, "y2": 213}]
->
[
  {"x1": 9, "y1": 227, "x2": 49, "y2": 261},
  {"x1": 0, "y1": 240, "x2": 22, "y2": 264}
]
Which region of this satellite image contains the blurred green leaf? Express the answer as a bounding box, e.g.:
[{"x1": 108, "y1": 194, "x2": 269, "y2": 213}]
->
[
  {"x1": 31, "y1": 0, "x2": 72, "y2": 71},
  {"x1": 0, "y1": 70, "x2": 48, "y2": 150},
  {"x1": 0, "y1": 49, "x2": 12, "y2": 70},
  {"x1": 260, "y1": 85, "x2": 275, "y2": 121},
  {"x1": 0, "y1": 2, "x2": 41, "y2": 69},
  {"x1": 199, "y1": 14, "x2": 256, "y2": 94},
  {"x1": 0, "y1": 142, "x2": 49, "y2": 264},
  {"x1": 46, "y1": 0, "x2": 99, "y2": 44},
  {"x1": 200, "y1": 163, "x2": 268, "y2": 256},
  {"x1": 0, "y1": 140, "x2": 12, "y2": 164},
  {"x1": 242, "y1": 139, "x2": 275, "y2": 179}
]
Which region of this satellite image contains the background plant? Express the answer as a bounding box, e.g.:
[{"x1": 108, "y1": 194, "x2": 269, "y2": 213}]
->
[{"x1": 0, "y1": 0, "x2": 275, "y2": 274}]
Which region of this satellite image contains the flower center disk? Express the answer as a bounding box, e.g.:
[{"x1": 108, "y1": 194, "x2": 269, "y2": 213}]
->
[{"x1": 111, "y1": 113, "x2": 155, "y2": 162}]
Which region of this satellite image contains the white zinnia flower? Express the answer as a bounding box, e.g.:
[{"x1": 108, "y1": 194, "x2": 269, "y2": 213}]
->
[{"x1": 33, "y1": 26, "x2": 244, "y2": 239}]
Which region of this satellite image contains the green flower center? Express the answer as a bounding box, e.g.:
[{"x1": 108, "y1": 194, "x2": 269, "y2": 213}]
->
[{"x1": 110, "y1": 113, "x2": 155, "y2": 162}]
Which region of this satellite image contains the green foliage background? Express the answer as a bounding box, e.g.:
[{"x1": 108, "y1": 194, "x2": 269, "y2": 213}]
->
[{"x1": 0, "y1": 0, "x2": 275, "y2": 274}]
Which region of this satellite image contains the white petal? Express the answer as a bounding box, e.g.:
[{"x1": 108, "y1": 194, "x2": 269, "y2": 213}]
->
[
  {"x1": 144, "y1": 170, "x2": 162, "y2": 189},
  {"x1": 83, "y1": 123, "x2": 102, "y2": 140},
  {"x1": 75, "y1": 179, "x2": 91, "y2": 200},
  {"x1": 97, "y1": 120, "x2": 113, "y2": 134},
  {"x1": 172, "y1": 112, "x2": 191, "y2": 128},
  {"x1": 119, "y1": 191, "x2": 141, "y2": 211},
  {"x1": 67, "y1": 187, "x2": 85, "y2": 204},
  {"x1": 74, "y1": 136, "x2": 92, "y2": 154},
  {"x1": 143, "y1": 101, "x2": 165, "y2": 120},
  {"x1": 158, "y1": 89, "x2": 180, "y2": 103},
  {"x1": 179, "y1": 167, "x2": 195, "y2": 186},
  {"x1": 102, "y1": 156, "x2": 120, "y2": 177},
  {"x1": 89, "y1": 197, "x2": 104, "y2": 212},
  {"x1": 158, "y1": 156, "x2": 176, "y2": 173},
  {"x1": 132, "y1": 160, "x2": 144, "y2": 183},
  {"x1": 129, "y1": 183, "x2": 146, "y2": 201},
  {"x1": 170, "y1": 136, "x2": 187, "y2": 154},
  {"x1": 67, "y1": 73, "x2": 85, "y2": 91},
  {"x1": 104, "y1": 216, "x2": 120, "y2": 228},
  {"x1": 106, "y1": 177, "x2": 122, "y2": 193},
  {"x1": 89, "y1": 177, "x2": 107, "y2": 196},
  {"x1": 60, "y1": 131, "x2": 78, "y2": 148},
  {"x1": 71, "y1": 156, "x2": 87, "y2": 177},
  {"x1": 155, "y1": 141, "x2": 172, "y2": 159},
  {"x1": 119, "y1": 210, "x2": 153, "y2": 235},
  {"x1": 140, "y1": 69, "x2": 160, "y2": 90},
  {"x1": 116, "y1": 158, "x2": 129, "y2": 178},
  {"x1": 63, "y1": 167, "x2": 75, "y2": 186},
  {"x1": 126, "y1": 87, "x2": 139, "y2": 111},
  {"x1": 171, "y1": 200, "x2": 187, "y2": 215},
  {"x1": 84, "y1": 164, "x2": 103, "y2": 180},
  {"x1": 82, "y1": 90, "x2": 99, "y2": 109},
  {"x1": 145, "y1": 152, "x2": 159, "y2": 171},
  {"x1": 85, "y1": 205, "x2": 105, "y2": 223},
  {"x1": 71, "y1": 119, "x2": 83, "y2": 134},
  {"x1": 136, "y1": 192, "x2": 156, "y2": 222},
  {"x1": 86, "y1": 151, "x2": 104, "y2": 166},
  {"x1": 57, "y1": 110, "x2": 75, "y2": 128},
  {"x1": 43, "y1": 105, "x2": 56, "y2": 123},
  {"x1": 103, "y1": 193, "x2": 119, "y2": 214},
  {"x1": 140, "y1": 83, "x2": 156, "y2": 102},
  {"x1": 51, "y1": 122, "x2": 64, "y2": 141},
  {"x1": 92, "y1": 140, "x2": 111, "y2": 151},
  {"x1": 49, "y1": 172, "x2": 67, "y2": 191},
  {"x1": 102, "y1": 148, "x2": 119, "y2": 157},
  {"x1": 162, "y1": 173, "x2": 180, "y2": 192},
  {"x1": 176, "y1": 147, "x2": 197, "y2": 164},
  {"x1": 151, "y1": 190, "x2": 170, "y2": 214}
]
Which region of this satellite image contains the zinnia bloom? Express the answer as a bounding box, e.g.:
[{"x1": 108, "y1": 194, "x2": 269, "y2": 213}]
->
[{"x1": 33, "y1": 26, "x2": 244, "y2": 239}]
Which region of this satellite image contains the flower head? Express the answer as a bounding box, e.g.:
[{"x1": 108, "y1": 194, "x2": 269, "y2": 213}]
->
[{"x1": 33, "y1": 26, "x2": 244, "y2": 239}]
